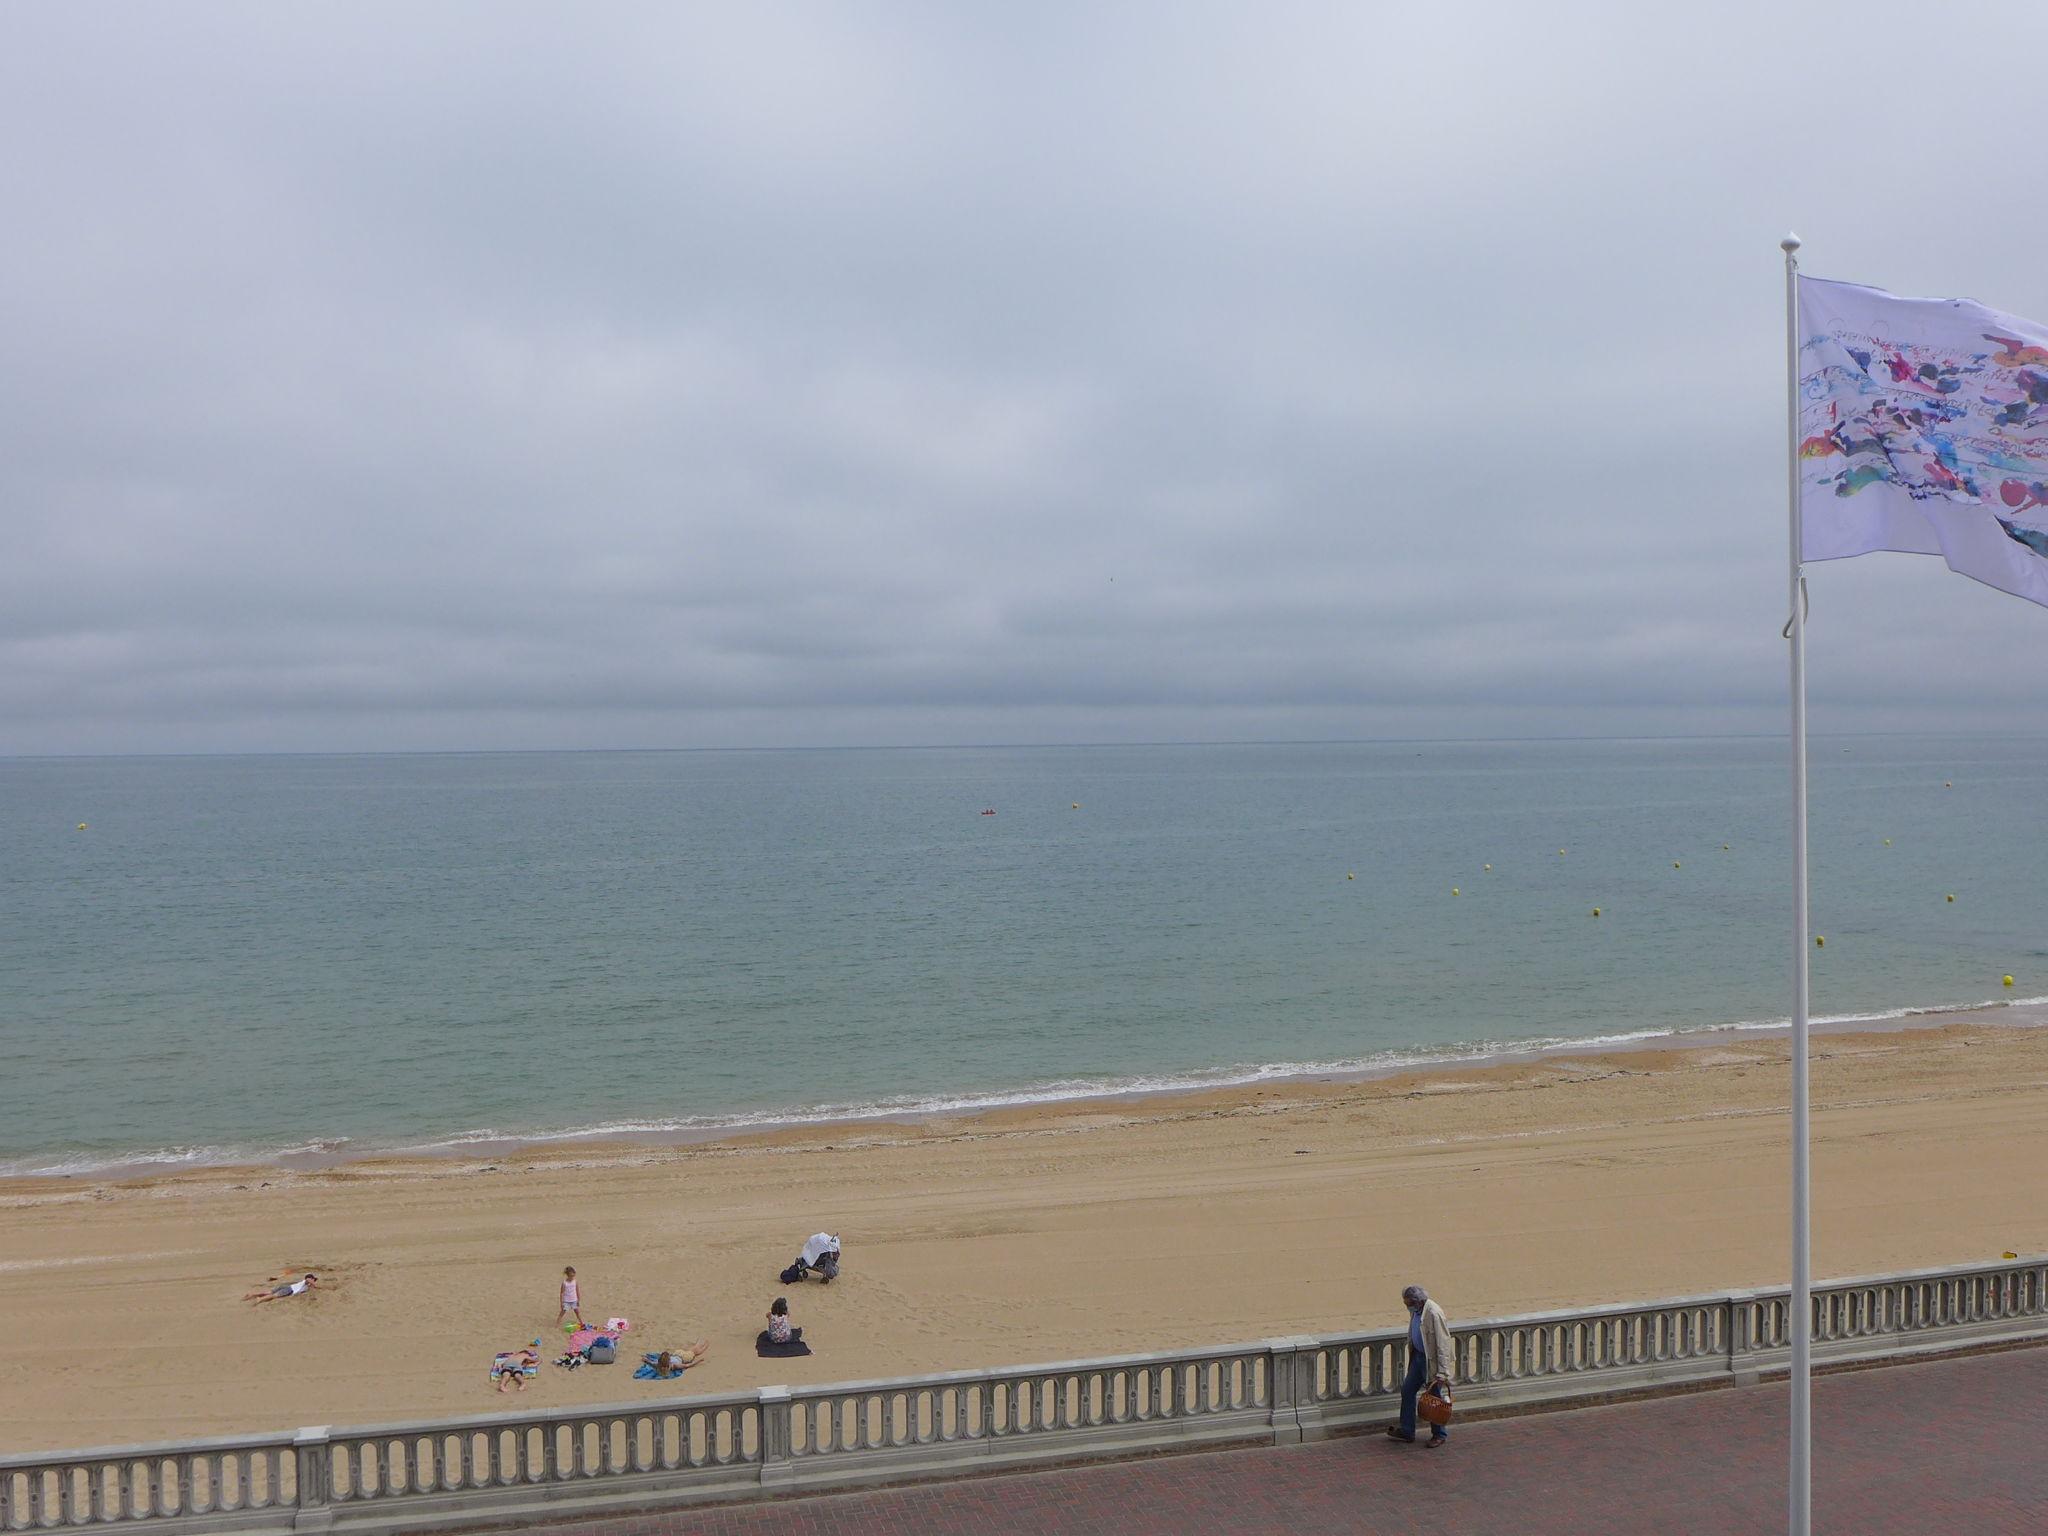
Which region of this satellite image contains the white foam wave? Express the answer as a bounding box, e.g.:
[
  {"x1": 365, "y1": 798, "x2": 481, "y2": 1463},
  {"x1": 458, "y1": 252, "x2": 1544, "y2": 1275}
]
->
[{"x1": 9, "y1": 992, "x2": 2043, "y2": 1179}]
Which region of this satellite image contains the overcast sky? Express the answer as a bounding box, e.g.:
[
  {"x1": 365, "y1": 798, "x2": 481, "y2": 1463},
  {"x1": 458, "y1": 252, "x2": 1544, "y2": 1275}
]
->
[{"x1": 5, "y1": 1, "x2": 2047, "y2": 754}]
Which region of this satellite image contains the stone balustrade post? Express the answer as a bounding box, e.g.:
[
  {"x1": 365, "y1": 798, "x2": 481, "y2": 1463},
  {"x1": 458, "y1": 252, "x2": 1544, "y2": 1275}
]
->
[
  {"x1": 1724, "y1": 1293, "x2": 1762, "y2": 1387},
  {"x1": 291, "y1": 1427, "x2": 333, "y2": 1532},
  {"x1": 1264, "y1": 1337, "x2": 1325, "y2": 1444},
  {"x1": 758, "y1": 1387, "x2": 794, "y2": 1488}
]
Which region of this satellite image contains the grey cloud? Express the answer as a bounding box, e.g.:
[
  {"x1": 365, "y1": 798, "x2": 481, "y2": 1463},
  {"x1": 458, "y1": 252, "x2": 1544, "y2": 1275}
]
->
[{"x1": 4, "y1": 1, "x2": 2048, "y2": 755}]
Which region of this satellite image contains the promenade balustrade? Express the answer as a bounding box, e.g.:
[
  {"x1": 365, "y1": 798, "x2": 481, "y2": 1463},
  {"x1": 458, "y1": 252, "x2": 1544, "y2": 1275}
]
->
[{"x1": 3, "y1": 1255, "x2": 2043, "y2": 1535}]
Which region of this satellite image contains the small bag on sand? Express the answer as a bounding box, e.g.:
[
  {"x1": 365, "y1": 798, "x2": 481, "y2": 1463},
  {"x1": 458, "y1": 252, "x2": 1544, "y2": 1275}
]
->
[
  {"x1": 779, "y1": 1261, "x2": 807, "y2": 1285},
  {"x1": 584, "y1": 1339, "x2": 617, "y2": 1364}
]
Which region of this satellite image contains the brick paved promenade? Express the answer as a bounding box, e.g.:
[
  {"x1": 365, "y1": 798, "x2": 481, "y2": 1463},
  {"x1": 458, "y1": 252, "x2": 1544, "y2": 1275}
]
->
[{"x1": 501, "y1": 1346, "x2": 2048, "y2": 1535}]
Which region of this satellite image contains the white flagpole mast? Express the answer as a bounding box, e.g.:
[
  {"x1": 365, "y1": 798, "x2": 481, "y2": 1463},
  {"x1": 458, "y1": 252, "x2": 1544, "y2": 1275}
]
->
[{"x1": 1781, "y1": 231, "x2": 1812, "y2": 1536}]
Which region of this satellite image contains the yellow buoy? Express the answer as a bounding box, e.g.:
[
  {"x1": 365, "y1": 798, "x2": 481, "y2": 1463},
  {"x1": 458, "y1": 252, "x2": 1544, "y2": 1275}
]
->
[
  {"x1": 1722, "y1": 843, "x2": 1729, "y2": 851},
  {"x1": 76, "y1": 822, "x2": 88, "y2": 831},
  {"x1": 1883, "y1": 838, "x2": 1892, "y2": 846},
  {"x1": 1673, "y1": 861, "x2": 1681, "y2": 869},
  {"x1": 1346, "y1": 872, "x2": 1354, "y2": 880},
  {"x1": 2004, "y1": 975, "x2": 2015, "y2": 987},
  {"x1": 1558, "y1": 848, "x2": 1567, "y2": 856},
  {"x1": 1815, "y1": 936, "x2": 1825, "y2": 947},
  {"x1": 1072, "y1": 803, "x2": 1080, "y2": 809},
  {"x1": 1947, "y1": 894, "x2": 1955, "y2": 903},
  {"x1": 1483, "y1": 864, "x2": 1491, "y2": 871},
  {"x1": 1945, "y1": 781, "x2": 1953, "y2": 788},
  {"x1": 1591, "y1": 907, "x2": 1601, "y2": 917},
  {"x1": 1451, "y1": 887, "x2": 1460, "y2": 896}
]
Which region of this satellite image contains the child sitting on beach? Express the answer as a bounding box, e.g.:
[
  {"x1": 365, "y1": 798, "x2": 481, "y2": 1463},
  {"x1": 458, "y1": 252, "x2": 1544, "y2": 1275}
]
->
[
  {"x1": 765, "y1": 1297, "x2": 802, "y2": 1347},
  {"x1": 558, "y1": 1266, "x2": 584, "y2": 1331},
  {"x1": 242, "y1": 1272, "x2": 317, "y2": 1303}
]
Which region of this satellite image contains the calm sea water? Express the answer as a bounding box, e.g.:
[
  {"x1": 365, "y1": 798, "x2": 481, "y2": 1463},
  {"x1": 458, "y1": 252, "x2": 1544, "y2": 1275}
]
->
[{"x1": 2, "y1": 738, "x2": 2043, "y2": 1175}]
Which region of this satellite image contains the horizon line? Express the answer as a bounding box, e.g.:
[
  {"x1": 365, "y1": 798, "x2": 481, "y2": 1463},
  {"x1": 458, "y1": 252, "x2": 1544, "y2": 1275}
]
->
[{"x1": 4, "y1": 727, "x2": 2042, "y2": 763}]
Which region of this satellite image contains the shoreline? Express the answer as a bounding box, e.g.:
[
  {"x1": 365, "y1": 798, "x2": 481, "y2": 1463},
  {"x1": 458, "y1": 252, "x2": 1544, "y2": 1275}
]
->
[
  {"x1": 4, "y1": 1014, "x2": 2045, "y2": 1450},
  {"x1": 10, "y1": 993, "x2": 2048, "y2": 1187}
]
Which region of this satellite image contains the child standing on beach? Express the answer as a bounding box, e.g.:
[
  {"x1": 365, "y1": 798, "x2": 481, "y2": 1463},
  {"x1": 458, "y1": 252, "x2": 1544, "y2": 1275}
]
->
[{"x1": 558, "y1": 1266, "x2": 584, "y2": 1331}]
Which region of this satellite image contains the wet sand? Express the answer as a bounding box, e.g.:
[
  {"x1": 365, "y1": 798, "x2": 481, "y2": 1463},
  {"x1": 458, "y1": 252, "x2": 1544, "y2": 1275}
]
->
[{"x1": 3, "y1": 1016, "x2": 2043, "y2": 1453}]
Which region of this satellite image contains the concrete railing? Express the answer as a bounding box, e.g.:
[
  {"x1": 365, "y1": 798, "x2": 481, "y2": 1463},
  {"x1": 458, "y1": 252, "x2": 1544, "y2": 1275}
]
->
[{"x1": 4, "y1": 1255, "x2": 2043, "y2": 1534}]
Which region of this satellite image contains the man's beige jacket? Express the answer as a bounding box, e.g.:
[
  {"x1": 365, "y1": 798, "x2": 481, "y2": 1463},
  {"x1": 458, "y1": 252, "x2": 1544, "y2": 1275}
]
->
[{"x1": 1420, "y1": 1299, "x2": 1455, "y2": 1382}]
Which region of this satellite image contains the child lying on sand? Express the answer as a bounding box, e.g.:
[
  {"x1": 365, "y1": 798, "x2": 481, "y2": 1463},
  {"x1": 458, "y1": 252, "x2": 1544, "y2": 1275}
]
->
[
  {"x1": 493, "y1": 1342, "x2": 542, "y2": 1393},
  {"x1": 241, "y1": 1272, "x2": 318, "y2": 1303}
]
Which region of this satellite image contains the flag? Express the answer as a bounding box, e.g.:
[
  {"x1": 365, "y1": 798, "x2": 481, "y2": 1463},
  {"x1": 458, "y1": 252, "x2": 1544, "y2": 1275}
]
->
[{"x1": 1798, "y1": 274, "x2": 2048, "y2": 607}]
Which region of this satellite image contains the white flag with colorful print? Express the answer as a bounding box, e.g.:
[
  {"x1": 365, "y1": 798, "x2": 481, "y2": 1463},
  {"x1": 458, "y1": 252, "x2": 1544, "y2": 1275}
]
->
[{"x1": 1798, "y1": 274, "x2": 2048, "y2": 607}]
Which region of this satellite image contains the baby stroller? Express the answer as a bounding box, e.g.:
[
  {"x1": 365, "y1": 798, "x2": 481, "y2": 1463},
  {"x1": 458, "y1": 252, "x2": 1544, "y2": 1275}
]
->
[{"x1": 779, "y1": 1232, "x2": 841, "y2": 1285}]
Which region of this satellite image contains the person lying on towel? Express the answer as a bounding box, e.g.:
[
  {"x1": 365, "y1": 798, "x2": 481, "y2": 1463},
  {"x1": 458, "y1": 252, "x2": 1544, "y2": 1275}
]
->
[
  {"x1": 493, "y1": 1342, "x2": 542, "y2": 1393},
  {"x1": 638, "y1": 1342, "x2": 711, "y2": 1380}
]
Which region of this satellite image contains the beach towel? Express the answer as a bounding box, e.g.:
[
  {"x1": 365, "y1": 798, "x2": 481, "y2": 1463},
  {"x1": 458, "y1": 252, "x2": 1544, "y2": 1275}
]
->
[
  {"x1": 491, "y1": 1339, "x2": 543, "y2": 1380},
  {"x1": 562, "y1": 1322, "x2": 626, "y2": 1355},
  {"x1": 756, "y1": 1331, "x2": 813, "y2": 1358},
  {"x1": 634, "y1": 1351, "x2": 697, "y2": 1381}
]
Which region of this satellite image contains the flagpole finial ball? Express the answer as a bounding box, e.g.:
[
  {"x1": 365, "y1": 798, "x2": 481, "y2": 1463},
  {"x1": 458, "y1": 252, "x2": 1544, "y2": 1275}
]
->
[{"x1": 1781, "y1": 233, "x2": 1801, "y2": 253}]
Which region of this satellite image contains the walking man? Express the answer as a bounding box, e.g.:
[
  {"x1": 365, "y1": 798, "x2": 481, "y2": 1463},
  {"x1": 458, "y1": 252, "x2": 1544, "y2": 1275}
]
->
[{"x1": 1386, "y1": 1283, "x2": 1454, "y2": 1447}]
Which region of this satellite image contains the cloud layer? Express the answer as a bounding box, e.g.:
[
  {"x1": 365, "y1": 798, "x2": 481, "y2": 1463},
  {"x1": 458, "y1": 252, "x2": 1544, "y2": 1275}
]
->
[{"x1": 6, "y1": 2, "x2": 2048, "y2": 752}]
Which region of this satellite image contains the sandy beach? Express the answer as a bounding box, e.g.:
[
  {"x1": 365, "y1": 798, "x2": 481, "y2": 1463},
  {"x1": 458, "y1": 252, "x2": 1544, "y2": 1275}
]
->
[{"x1": 4, "y1": 1014, "x2": 2044, "y2": 1454}]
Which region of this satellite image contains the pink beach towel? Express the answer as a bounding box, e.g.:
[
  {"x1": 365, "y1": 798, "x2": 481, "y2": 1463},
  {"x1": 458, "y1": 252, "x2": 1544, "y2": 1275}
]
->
[{"x1": 563, "y1": 1322, "x2": 627, "y2": 1355}]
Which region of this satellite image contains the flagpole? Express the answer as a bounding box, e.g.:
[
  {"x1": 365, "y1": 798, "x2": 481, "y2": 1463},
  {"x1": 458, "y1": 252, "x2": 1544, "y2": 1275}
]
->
[{"x1": 1781, "y1": 231, "x2": 1811, "y2": 1536}]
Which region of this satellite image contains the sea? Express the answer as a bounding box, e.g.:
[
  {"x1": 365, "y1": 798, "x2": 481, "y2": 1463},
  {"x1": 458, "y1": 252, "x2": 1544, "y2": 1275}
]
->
[{"x1": 2, "y1": 736, "x2": 2043, "y2": 1178}]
